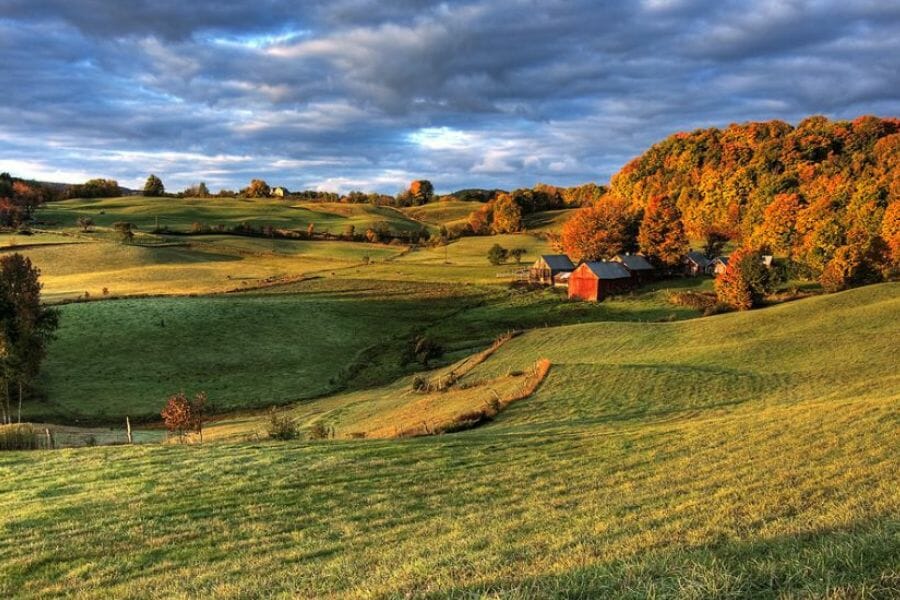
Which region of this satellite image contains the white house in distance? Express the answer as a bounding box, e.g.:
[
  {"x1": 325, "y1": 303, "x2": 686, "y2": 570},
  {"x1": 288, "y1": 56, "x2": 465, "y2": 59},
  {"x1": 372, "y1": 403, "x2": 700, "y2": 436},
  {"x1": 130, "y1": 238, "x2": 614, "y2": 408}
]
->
[{"x1": 271, "y1": 186, "x2": 289, "y2": 197}]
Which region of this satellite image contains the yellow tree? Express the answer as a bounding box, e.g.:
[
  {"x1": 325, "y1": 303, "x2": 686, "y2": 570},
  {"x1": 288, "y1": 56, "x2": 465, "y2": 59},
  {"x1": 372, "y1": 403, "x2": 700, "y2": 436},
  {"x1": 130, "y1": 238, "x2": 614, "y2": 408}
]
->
[
  {"x1": 561, "y1": 198, "x2": 635, "y2": 261},
  {"x1": 490, "y1": 194, "x2": 523, "y2": 234}
]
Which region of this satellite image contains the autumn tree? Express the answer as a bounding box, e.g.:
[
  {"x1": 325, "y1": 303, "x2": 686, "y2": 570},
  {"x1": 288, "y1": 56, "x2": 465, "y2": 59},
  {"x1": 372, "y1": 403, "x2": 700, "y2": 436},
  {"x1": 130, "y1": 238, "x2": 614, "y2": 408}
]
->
[
  {"x1": 408, "y1": 180, "x2": 434, "y2": 206},
  {"x1": 245, "y1": 179, "x2": 271, "y2": 198},
  {"x1": 491, "y1": 193, "x2": 523, "y2": 234},
  {"x1": 714, "y1": 247, "x2": 774, "y2": 310},
  {"x1": 638, "y1": 195, "x2": 689, "y2": 268},
  {"x1": 819, "y1": 243, "x2": 883, "y2": 292},
  {"x1": 561, "y1": 197, "x2": 636, "y2": 261},
  {"x1": 754, "y1": 193, "x2": 803, "y2": 255},
  {"x1": 143, "y1": 174, "x2": 165, "y2": 197},
  {"x1": 468, "y1": 203, "x2": 493, "y2": 235},
  {"x1": 0, "y1": 254, "x2": 59, "y2": 423},
  {"x1": 161, "y1": 391, "x2": 207, "y2": 443},
  {"x1": 883, "y1": 201, "x2": 900, "y2": 268}
]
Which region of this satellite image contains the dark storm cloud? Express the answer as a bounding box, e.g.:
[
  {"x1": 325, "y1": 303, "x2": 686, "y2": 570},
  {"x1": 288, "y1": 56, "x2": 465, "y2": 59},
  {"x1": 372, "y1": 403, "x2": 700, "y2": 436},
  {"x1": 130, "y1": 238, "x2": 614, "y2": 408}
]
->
[{"x1": 0, "y1": 0, "x2": 897, "y2": 192}]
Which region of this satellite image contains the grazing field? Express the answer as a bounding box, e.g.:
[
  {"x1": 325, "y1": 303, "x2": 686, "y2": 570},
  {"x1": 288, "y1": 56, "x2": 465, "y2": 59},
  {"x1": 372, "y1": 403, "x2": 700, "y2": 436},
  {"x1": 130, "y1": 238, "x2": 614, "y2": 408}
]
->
[
  {"x1": 400, "y1": 199, "x2": 480, "y2": 228},
  {"x1": 336, "y1": 233, "x2": 552, "y2": 284},
  {"x1": 2, "y1": 285, "x2": 897, "y2": 598},
  {"x1": 36, "y1": 277, "x2": 701, "y2": 424},
  {"x1": 38, "y1": 196, "x2": 428, "y2": 236},
  {"x1": 9, "y1": 237, "x2": 406, "y2": 300}
]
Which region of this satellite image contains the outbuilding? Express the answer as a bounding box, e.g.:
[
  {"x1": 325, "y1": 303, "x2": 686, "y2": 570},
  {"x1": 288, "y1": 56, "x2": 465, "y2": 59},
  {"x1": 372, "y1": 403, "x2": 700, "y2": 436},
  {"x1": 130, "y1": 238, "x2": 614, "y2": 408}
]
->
[
  {"x1": 683, "y1": 251, "x2": 711, "y2": 276},
  {"x1": 530, "y1": 254, "x2": 575, "y2": 285},
  {"x1": 612, "y1": 253, "x2": 655, "y2": 283},
  {"x1": 709, "y1": 256, "x2": 729, "y2": 276},
  {"x1": 568, "y1": 261, "x2": 632, "y2": 301}
]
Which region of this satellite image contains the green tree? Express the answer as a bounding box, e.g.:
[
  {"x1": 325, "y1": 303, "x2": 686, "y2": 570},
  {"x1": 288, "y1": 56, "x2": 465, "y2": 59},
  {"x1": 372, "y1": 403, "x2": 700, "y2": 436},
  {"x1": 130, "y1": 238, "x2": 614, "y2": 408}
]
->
[
  {"x1": 143, "y1": 174, "x2": 165, "y2": 197},
  {"x1": 487, "y1": 243, "x2": 509, "y2": 265},
  {"x1": 0, "y1": 254, "x2": 59, "y2": 423}
]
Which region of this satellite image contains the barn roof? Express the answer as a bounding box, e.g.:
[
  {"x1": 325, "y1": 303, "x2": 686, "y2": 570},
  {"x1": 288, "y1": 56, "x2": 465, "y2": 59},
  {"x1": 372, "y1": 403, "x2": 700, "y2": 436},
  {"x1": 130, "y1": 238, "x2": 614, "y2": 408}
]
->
[
  {"x1": 685, "y1": 251, "x2": 711, "y2": 268},
  {"x1": 712, "y1": 255, "x2": 729, "y2": 266},
  {"x1": 580, "y1": 261, "x2": 632, "y2": 280},
  {"x1": 538, "y1": 254, "x2": 575, "y2": 270},
  {"x1": 614, "y1": 254, "x2": 654, "y2": 271}
]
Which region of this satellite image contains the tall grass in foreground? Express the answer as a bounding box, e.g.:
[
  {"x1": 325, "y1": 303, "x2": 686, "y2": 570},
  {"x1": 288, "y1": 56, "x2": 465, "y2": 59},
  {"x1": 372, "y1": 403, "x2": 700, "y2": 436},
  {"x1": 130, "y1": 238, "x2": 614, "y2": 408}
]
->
[{"x1": 0, "y1": 423, "x2": 38, "y2": 451}]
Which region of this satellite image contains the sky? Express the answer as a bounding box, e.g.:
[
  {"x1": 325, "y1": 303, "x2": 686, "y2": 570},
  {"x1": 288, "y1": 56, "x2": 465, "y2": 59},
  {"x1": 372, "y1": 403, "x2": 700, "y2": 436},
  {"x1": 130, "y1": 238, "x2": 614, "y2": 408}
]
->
[{"x1": 0, "y1": 1, "x2": 898, "y2": 194}]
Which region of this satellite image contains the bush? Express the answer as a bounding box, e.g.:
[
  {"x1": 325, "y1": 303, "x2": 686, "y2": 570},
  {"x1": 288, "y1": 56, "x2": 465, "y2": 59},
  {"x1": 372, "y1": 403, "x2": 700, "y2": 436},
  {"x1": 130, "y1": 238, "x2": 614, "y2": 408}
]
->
[
  {"x1": 0, "y1": 423, "x2": 39, "y2": 451},
  {"x1": 266, "y1": 408, "x2": 298, "y2": 440},
  {"x1": 666, "y1": 290, "x2": 718, "y2": 311},
  {"x1": 307, "y1": 422, "x2": 330, "y2": 440}
]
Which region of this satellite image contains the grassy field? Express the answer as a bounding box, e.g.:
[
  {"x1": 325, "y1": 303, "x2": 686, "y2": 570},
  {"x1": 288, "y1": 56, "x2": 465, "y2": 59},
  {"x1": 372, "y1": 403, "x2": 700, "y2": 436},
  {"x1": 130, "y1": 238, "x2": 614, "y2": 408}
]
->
[
  {"x1": 1, "y1": 284, "x2": 897, "y2": 598},
  {"x1": 7, "y1": 236, "x2": 407, "y2": 301},
  {"x1": 38, "y1": 196, "x2": 428, "y2": 236},
  {"x1": 400, "y1": 199, "x2": 480, "y2": 229},
  {"x1": 35, "y1": 277, "x2": 702, "y2": 424}
]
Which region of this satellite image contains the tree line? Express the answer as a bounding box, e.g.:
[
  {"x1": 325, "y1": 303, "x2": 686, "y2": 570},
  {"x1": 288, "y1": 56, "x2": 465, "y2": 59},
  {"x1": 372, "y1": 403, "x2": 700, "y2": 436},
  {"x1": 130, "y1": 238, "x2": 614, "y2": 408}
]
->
[{"x1": 559, "y1": 115, "x2": 899, "y2": 296}]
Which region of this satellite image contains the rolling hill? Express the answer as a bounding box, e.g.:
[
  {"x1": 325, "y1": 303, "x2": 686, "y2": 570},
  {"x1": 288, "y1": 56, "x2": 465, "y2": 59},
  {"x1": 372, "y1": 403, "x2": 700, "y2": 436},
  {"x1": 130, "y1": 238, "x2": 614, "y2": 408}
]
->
[{"x1": 3, "y1": 283, "x2": 897, "y2": 598}]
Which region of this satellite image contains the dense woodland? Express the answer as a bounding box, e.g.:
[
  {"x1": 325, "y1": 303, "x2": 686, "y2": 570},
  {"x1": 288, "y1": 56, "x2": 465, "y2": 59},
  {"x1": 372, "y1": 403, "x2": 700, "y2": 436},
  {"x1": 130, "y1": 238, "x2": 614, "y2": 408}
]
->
[{"x1": 558, "y1": 116, "x2": 899, "y2": 292}]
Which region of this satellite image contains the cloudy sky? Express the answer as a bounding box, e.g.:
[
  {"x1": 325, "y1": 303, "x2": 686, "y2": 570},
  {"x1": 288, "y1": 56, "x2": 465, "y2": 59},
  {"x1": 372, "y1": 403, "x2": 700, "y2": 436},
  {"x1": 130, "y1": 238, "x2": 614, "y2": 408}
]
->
[{"x1": 1, "y1": 1, "x2": 898, "y2": 194}]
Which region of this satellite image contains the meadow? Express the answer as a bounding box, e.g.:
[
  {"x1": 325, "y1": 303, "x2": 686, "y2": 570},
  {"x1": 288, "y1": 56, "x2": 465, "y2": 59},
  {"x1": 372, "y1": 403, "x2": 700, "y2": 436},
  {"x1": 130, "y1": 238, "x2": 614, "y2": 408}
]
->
[
  {"x1": 38, "y1": 196, "x2": 430, "y2": 236},
  {"x1": 1, "y1": 284, "x2": 897, "y2": 598}
]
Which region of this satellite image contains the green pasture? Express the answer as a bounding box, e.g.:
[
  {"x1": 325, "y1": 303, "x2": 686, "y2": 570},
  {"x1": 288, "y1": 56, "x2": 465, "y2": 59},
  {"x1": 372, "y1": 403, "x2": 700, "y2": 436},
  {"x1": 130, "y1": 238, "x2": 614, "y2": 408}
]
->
[{"x1": 1, "y1": 285, "x2": 897, "y2": 597}]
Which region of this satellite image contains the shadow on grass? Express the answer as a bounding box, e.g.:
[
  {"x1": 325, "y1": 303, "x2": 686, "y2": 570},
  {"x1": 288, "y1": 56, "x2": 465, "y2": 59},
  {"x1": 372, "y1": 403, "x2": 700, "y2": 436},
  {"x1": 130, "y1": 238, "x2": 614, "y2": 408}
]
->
[{"x1": 424, "y1": 520, "x2": 899, "y2": 599}]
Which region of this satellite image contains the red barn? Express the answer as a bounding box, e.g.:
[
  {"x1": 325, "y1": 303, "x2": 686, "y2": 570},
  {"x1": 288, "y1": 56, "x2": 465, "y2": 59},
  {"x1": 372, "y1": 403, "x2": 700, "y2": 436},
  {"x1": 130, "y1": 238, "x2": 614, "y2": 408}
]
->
[{"x1": 567, "y1": 261, "x2": 632, "y2": 301}]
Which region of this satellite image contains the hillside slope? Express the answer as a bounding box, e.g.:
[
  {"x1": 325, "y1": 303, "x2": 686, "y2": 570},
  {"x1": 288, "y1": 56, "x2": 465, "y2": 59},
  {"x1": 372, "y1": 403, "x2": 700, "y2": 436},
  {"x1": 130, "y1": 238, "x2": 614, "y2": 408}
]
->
[{"x1": 2, "y1": 284, "x2": 898, "y2": 598}]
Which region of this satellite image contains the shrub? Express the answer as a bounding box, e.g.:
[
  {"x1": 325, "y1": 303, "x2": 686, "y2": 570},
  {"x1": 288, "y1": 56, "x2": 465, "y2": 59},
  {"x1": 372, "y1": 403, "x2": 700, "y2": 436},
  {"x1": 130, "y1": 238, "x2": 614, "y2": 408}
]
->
[
  {"x1": 307, "y1": 422, "x2": 330, "y2": 440},
  {"x1": 666, "y1": 290, "x2": 718, "y2": 311},
  {"x1": 0, "y1": 423, "x2": 38, "y2": 451},
  {"x1": 266, "y1": 408, "x2": 298, "y2": 440},
  {"x1": 160, "y1": 391, "x2": 206, "y2": 443}
]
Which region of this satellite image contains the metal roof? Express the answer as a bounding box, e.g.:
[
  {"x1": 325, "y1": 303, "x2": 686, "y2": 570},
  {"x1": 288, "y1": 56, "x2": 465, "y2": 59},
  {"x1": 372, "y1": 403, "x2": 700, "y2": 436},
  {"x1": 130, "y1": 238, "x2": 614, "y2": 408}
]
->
[
  {"x1": 685, "y1": 251, "x2": 711, "y2": 268},
  {"x1": 580, "y1": 261, "x2": 632, "y2": 280},
  {"x1": 614, "y1": 254, "x2": 654, "y2": 271},
  {"x1": 538, "y1": 254, "x2": 575, "y2": 271}
]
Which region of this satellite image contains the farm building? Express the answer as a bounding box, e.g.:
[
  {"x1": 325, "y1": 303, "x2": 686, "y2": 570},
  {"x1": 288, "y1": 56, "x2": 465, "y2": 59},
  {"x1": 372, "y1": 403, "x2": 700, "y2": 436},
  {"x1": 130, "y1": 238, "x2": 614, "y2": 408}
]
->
[
  {"x1": 709, "y1": 256, "x2": 729, "y2": 276},
  {"x1": 530, "y1": 255, "x2": 575, "y2": 285},
  {"x1": 553, "y1": 271, "x2": 572, "y2": 288},
  {"x1": 271, "y1": 186, "x2": 289, "y2": 197},
  {"x1": 684, "y1": 251, "x2": 711, "y2": 276},
  {"x1": 568, "y1": 261, "x2": 632, "y2": 302},
  {"x1": 613, "y1": 253, "x2": 655, "y2": 283}
]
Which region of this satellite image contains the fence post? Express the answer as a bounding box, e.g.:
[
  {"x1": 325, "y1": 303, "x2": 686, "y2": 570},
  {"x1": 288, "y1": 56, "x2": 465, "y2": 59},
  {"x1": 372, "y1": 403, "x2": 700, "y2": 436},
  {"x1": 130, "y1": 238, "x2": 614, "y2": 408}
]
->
[
  {"x1": 44, "y1": 427, "x2": 54, "y2": 450},
  {"x1": 126, "y1": 416, "x2": 133, "y2": 444}
]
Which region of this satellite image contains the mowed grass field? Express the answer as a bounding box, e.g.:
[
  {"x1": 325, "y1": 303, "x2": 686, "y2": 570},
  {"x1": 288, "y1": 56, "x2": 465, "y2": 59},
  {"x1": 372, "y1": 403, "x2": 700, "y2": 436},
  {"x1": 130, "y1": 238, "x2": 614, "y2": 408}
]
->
[{"x1": 1, "y1": 285, "x2": 897, "y2": 598}]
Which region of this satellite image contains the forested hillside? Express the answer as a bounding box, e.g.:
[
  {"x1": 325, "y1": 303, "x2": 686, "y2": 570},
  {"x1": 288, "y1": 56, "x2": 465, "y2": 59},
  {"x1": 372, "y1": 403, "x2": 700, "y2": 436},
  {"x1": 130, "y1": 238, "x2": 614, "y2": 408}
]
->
[{"x1": 606, "y1": 116, "x2": 899, "y2": 277}]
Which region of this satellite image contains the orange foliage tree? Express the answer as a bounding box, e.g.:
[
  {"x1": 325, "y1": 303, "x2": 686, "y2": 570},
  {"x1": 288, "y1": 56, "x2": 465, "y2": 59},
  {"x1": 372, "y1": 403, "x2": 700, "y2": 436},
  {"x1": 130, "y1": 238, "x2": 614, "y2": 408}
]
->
[
  {"x1": 561, "y1": 198, "x2": 636, "y2": 261},
  {"x1": 161, "y1": 391, "x2": 207, "y2": 443},
  {"x1": 714, "y1": 247, "x2": 774, "y2": 310},
  {"x1": 882, "y1": 201, "x2": 900, "y2": 268},
  {"x1": 467, "y1": 203, "x2": 493, "y2": 235},
  {"x1": 638, "y1": 195, "x2": 688, "y2": 267}
]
